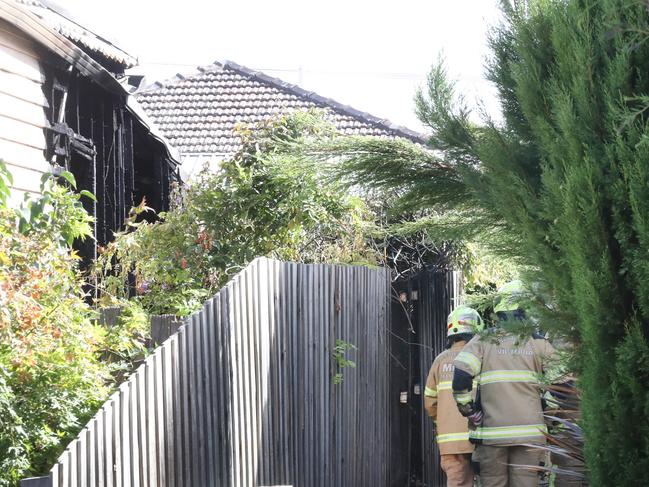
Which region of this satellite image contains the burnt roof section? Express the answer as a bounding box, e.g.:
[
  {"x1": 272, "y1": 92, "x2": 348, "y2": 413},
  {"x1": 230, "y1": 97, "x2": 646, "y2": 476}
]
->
[
  {"x1": 0, "y1": 0, "x2": 179, "y2": 164},
  {"x1": 14, "y1": 0, "x2": 137, "y2": 69},
  {"x1": 136, "y1": 60, "x2": 428, "y2": 155}
]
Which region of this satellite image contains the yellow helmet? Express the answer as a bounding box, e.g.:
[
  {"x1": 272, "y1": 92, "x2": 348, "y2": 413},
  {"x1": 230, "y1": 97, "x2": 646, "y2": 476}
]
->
[
  {"x1": 494, "y1": 280, "x2": 526, "y2": 313},
  {"x1": 447, "y1": 306, "x2": 484, "y2": 337}
]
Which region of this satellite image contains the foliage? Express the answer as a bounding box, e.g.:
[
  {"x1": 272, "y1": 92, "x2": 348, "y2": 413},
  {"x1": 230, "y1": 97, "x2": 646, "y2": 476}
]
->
[
  {"x1": 311, "y1": 137, "x2": 519, "y2": 285},
  {"x1": 317, "y1": 1, "x2": 649, "y2": 482},
  {"x1": 0, "y1": 164, "x2": 107, "y2": 485},
  {"x1": 0, "y1": 163, "x2": 146, "y2": 485},
  {"x1": 101, "y1": 299, "x2": 150, "y2": 381},
  {"x1": 332, "y1": 339, "x2": 357, "y2": 385},
  {"x1": 456, "y1": 242, "x2": 518, "y2": 295},
  {"x1": 369, "y1": 208, "x2": 476, "y2": 280},
  {"x1": 95, "y1": 111, "x2": 380, "y2": 316},
  {"x1": 0, "y1": 161, "x2": 11, "y2": 205},
  {"x1": 16, "y1": 172, "x2": 94, "y2": 246}
]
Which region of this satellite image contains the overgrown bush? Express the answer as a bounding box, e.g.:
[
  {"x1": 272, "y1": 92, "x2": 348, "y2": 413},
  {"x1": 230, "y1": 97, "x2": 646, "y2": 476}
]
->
[
  {"x1": 95, "y1": 111, "x2": 380, "y2": 316},
  {"x1": 0, "y1": 168, "x2": 104, "y2": 484},
  {"x1": 94, "y1": 110, "x2": 511, "y2": 319},
  {"x1": 0, "y1": 164, "x2": 147, "y2": 485}
]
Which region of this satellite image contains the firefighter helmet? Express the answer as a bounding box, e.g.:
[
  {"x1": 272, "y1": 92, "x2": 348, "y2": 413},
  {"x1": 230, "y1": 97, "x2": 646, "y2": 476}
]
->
[
  {"x1": 494, "y1": 280, "x2": 526, "y2": 313},
  {"x1": 447, "y1": 306, "x2": 484, "y2": 337}
]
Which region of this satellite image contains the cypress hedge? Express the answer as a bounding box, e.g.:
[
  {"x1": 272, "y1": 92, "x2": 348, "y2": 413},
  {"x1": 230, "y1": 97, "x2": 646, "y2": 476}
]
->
[{"x1": 321, "y1": 1, "x2": 649, "y2": 483}]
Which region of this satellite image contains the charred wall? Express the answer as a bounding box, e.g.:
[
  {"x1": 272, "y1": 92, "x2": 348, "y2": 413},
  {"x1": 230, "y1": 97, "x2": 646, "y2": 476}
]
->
[{"x1": 41, "y1": 66, "x2": 177, "y2": 264}]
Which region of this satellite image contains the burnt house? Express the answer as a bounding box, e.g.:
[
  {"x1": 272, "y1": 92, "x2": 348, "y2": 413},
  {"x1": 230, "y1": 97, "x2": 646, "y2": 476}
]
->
[
  {"x1": 0, "y1": 0, "x2": 179, "y2": 261},
  {"x1": 135, "y1": 60, "x2": 427, "y2": 179}
]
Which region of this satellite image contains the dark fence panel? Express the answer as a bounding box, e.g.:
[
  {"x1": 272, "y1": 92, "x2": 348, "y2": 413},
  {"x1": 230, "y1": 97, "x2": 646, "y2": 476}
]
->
[
  {"x1": 98, "y1": 306, "x2": 121, "y2": 328},
  {"x1": 44, "y1": 257, "x2": 393, "y2": 487},
  {"x1": 227, "y1": 260, "x2": 392, "y2": 487},
  {"x1": 416, "y1": 269, "x2": 462, "y2": 487},
  {"x1": 20, "y1": 477, "x2": 51, "y2": 487},
  {"x1": 150, "y1": 314, "x2": 183, "y2": 346}
]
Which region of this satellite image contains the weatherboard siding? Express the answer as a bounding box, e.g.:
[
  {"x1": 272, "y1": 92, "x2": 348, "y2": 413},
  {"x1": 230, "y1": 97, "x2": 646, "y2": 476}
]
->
[{"x1": 0, "y1": 18, "x2": 49, "y2": 200}]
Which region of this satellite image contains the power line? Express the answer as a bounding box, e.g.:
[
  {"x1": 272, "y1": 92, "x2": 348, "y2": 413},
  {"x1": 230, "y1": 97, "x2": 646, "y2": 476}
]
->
[
  {"x1": 136, "y1": 62, "x2": 429, "y2": 80},
  {"x1": 136, "y1": 62, "x2": 488, "y2": 83}
]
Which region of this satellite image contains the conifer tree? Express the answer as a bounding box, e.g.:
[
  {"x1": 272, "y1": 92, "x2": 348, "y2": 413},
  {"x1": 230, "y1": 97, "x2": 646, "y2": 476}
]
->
[{"x1": 322, "y1": 1, "x2": 649, "y2": 483}]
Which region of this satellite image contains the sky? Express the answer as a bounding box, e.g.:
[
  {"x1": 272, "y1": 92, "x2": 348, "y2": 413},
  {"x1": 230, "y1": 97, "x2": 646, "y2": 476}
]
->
[{"x1": 56, "y1": 0, "x2": 503, "y2": 133}]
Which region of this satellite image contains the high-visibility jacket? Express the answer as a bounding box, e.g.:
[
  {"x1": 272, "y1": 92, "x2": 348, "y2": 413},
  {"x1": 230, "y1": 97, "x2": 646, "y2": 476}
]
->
[
  {"x1": 424, "y1": 341, "x2": 474, "y2": 454},
  {"x1": 452, "y1": 332, "x2": 557, "y2": 446}
]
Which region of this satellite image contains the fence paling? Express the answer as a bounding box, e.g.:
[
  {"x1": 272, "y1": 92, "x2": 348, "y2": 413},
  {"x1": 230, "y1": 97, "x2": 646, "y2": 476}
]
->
[
  {"x1": 42, "y1": 257, "x2": 401, "y2": 486},
  {"x1": 150, "y1": 315, "x2": 183, "y2": 347}
]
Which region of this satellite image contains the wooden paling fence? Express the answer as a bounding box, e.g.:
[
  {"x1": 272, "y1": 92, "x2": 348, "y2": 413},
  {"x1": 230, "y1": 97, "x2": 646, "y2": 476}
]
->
[{"x1": 40, "y1": 257, "x2": 393, "y2": 487}]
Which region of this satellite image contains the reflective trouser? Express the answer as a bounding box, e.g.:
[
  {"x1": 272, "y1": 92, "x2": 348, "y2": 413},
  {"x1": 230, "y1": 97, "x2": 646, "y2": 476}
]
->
[
  {"x1": 473, "y1": 444, "x2": 543, "y2": 487},
  {"x1": 440, "y1": 453, "x2": 474, "y2": 487}
]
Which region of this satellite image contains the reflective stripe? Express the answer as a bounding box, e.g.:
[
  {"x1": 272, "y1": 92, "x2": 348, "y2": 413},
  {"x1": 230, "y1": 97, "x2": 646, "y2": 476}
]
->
[
  {"x1": 454, "y1": 392, "x2": 472, "y2": 405},
  {"x1": 450, "y1": 324, "x2": 475, "y2": 335},
  {"x1": 470, "y1": 424, "x2": 548, "y2": 440},
  {"x1": 437, "y1": 431, "x2": 470, "y2": 444},
  {"x1": 424, "y1": 386, "x2": 437, "y2": 398},
  {"x1": 479, "y1": 369, "x2": 539, "y2": 385},
  {"x1": 439, "y1": 380, "x2": 478, "y2": 392},
  {"x1": 456, "y1": 351, "x2": 481, "y2": 375}
]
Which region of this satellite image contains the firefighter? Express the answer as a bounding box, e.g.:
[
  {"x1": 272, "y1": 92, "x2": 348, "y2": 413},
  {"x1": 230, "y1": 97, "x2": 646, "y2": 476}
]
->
[
  {"x1": 452, "y1": 281, "x2": 557, "y2": 487},
  {"x1": 424, "y1": 305, "x2": 484, "y2": 487}
]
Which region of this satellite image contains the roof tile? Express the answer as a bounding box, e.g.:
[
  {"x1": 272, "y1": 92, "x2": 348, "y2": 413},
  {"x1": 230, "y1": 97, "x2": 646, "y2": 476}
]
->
[{"x1": 136, "y1": 61, "x2": 427, "y2": 155}]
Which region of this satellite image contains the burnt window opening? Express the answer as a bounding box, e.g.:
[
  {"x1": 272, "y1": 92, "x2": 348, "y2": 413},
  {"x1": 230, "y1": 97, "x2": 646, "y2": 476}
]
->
[{"x1": 41, "y1": 66, "x2": 178, "y2": 268}]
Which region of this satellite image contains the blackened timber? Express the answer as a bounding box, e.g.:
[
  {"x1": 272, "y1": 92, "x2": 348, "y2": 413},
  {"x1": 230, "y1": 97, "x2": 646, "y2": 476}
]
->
[
  {"x1": 162, "y1": 154, "x2": 170, "y2": 210},
  {"x1": 114, "y1": 105, "x2": 125, "y2": 231},
  {"x1": 92, "y1": 95, "x2": 106, "y2": 245},
  {"x1": 152, "y1": 153, "x2": 163, "y2": 211},
  {"x1": 123, "y1": 113, "x2": 134, "y2": 212},
  {"x1": 42, "y1": 64, "x2": 178, "y2": 262},
  {"x1": 48, "y1": 122, "x2": 96, "y2": 160},
  {"x1": 81, "y1": 81, "x2": 97, "y2": 262},
  {"x1": 105, "y1": 103, "x2": 116, "y2": 242},
  {"x1": 115, "y1": 107, "x2": 125, "y2": 227}
]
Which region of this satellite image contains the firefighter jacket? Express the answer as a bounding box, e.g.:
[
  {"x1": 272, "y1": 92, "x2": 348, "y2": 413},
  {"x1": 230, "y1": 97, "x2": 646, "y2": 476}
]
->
[
  {"x1": 424, "y1": 341, "x2": 474, "y2": 455},
  {"x1": 452, "y1": 332, "x2": 557, "y2": 446}
]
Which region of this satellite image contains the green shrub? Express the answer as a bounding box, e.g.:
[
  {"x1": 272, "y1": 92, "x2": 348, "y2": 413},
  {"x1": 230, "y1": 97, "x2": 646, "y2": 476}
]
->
[
  {"x1": 95, "y1": 112, "x2": 379, "y2": 316},
  {"x1": 0, "y1": 164, "x2": 147, "y2": 485},
  {"x1": 0, "y1": 168, "x2": 106, "y2": 484}
]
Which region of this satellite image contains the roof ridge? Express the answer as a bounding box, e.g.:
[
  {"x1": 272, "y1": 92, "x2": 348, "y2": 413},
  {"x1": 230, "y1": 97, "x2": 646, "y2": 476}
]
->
[
  {"x1": 222, "y1": 60, "x2": 428, "y2": 144},
  {"x1": 136, "y1": 60, "x2": 225, "y2": 94},
  {"x1": 136, "y1": 59, "x2": 428, "y2": 144}
]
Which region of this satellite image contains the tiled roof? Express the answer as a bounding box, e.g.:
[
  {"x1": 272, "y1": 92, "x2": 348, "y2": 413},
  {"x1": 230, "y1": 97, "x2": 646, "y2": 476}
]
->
[
  {"x1": 136, "y1": 61, "x2": 428, "y2": 155},
  {"x1": 14, "y1": 0, "x2": 137, "y2": 69}
]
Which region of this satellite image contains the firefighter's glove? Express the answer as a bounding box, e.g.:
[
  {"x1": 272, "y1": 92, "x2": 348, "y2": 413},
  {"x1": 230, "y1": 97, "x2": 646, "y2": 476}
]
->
[
  {"x1": 467, "y1": 410, "x2": 483, "y2": 426},
  {"x1": 457, "y1": 401, "x2": 477, "y2": 417},
  {"x1": 457, "y1": 400, "x2": 483, "y2": 425}
]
